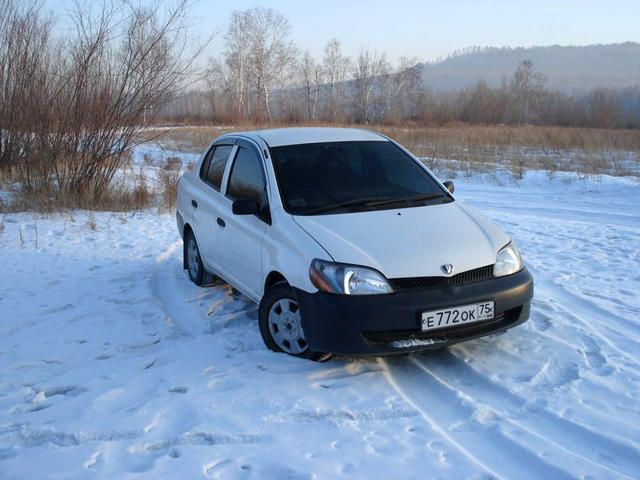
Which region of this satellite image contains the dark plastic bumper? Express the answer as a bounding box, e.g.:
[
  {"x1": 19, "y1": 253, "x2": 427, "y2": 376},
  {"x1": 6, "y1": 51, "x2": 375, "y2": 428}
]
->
[
  {"x1": 293, "y1": 268, "x2": 534, "y2": 356},
  {"x1": 176, "y1": 211, "x2": 185, "y2": 239}
]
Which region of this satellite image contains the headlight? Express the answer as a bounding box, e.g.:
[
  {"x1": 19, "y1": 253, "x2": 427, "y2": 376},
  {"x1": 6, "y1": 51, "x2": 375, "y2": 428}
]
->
[
  {"x1": 494, "y1": 242, "x2": 523, "y2": 277},
  {"x1": 309, "y1": 259, "x2": 393, "y2": 295}
]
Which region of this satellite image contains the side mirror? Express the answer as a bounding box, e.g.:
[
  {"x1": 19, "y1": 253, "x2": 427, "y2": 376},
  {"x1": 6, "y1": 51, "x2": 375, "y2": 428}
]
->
[
  {"x1": 443, "y1": 180, "x2": 455, "y2": 194},
  {"x1": 232, "y1": 198, "x2": 258, "y2": 215}
]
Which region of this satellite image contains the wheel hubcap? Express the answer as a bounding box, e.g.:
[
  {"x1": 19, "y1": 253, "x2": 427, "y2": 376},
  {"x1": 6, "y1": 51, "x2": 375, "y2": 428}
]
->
[
  {"x1": 187, "y1": 238, "x2": 200, "y2": 278},
  {"x1": 268, "y1": 298, "x2": 308, "y2": 355}
]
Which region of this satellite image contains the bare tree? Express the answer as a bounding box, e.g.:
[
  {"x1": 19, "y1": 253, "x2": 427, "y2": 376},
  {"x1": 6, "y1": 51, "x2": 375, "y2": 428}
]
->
[
  {"x1": 461, "y1": 81, "x2": 508, "y2": 124},
  {"x1": 352, "y1": 48, "x2": 390, "y2": 124},
  {"x1": 300, "y1": 50, "x2": 322, "y2": 120},
  {"x1": 221, "y1": 10, "x2": 251, "y2": 119},
  {"x1": 244, "y1": 7, "x2": 295, "y2": 121},
  {"x1": 1, "y1": 0, "x2": 209, "y2": 206},
  {"x1": 275, "y1": 40, "x2": 299, "y2": 121},
  {"x1": 584, "y1": 88, "x2": 623, "y2": 128},
  {"x1": 509, "y1": 60, "x2": 547, "y2": 124},
  {"x1": 322, "y1": 39, "x2": 350, "y2": 121},
  {"x1": 390, "y1": 57, "x2": 423, "y2": 121},
  {"x1": 0, "y1": 0, "x2": 53, "y2": 174}
]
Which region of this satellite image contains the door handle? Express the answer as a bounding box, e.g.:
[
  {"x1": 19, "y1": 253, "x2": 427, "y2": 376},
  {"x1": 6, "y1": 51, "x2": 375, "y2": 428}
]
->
[
  {"x1": 217, "y1": 217, "x2": 226, "y2": 228},
  {"x1": 191, "y1": 199, "x2": 198, "y2": 208}
]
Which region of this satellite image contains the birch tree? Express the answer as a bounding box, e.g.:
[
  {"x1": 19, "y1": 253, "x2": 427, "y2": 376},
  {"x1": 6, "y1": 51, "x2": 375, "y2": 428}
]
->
[
  {"x1": 245, "y1": 7, "x2": 295, "y2": 121},
  {"x1": 509, "y1": 60, "x2": 547, "y2": 124},
  {"x1": 301, "y1": 50, "x2": 322, "y2": 120},
  {"x1": 390, "y1": 57, "x2": 423, "y2": 121},
  {"x1": 223, "y1": 10, "x2": 251, "y2": 119},
  {"x1": 353, "y1": 48, "x2": 390, "y2": 123},
  {"x1": 322, "y1": 39, "x2": 350, "y2": 121}
]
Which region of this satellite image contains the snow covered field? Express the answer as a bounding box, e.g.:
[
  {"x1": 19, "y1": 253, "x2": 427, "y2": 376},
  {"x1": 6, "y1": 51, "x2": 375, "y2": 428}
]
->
[{"x1": 1, "y1": 168, "x2": 639, "y2": 479}]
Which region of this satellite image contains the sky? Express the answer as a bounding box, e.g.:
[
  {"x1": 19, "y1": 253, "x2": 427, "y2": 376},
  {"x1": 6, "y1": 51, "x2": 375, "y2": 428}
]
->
[{"x1": 44, "y1": 0, "x2": 640, "y2": 65}]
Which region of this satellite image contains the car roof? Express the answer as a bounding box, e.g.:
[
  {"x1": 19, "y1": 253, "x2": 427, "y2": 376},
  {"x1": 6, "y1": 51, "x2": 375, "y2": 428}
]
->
[{"x1": 221, "y1": 127, "x2": 388, "y2": 148}]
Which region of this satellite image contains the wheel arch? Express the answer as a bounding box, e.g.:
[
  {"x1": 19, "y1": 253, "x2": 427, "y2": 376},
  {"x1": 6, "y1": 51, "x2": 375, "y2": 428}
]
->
[{"x1": 264, "y1": 270, "x2": 289, "y2": 295}]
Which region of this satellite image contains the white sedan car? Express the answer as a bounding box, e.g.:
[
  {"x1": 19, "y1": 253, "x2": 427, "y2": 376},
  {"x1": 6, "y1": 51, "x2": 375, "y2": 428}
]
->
[{"x1": 176, "y1": 128, "x2": 533, "y2": 360}]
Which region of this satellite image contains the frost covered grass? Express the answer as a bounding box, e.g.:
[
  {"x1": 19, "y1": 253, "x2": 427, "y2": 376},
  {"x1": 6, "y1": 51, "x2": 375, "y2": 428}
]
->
[
  {"x1": 1, "y1": 169, "x2": 639, "y2": 479},
  {"x1": 0, "y1": 143, "x2": 200, "y2": 213},
  {"x1": 149, "y1": 124, "x2": 640, "y2": 177},
  {"x1": 2, "y1": 124, "x2": 637, "y2": 212}
]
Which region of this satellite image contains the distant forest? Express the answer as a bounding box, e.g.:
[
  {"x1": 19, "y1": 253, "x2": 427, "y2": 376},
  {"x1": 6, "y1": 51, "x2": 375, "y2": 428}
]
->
[{"x1": 162, "y1": 10, "x2": 640, "y2": 128}]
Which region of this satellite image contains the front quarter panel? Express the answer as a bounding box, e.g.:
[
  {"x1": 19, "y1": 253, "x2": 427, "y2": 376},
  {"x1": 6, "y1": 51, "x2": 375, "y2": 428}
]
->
[{"x1": 261, "y1": 207, "x2": 332, "y2": 297}]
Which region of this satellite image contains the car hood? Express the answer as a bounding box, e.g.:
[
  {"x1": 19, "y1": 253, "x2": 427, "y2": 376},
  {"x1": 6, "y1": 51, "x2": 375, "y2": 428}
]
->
[{"x1": 292, "y1": 201, "x2": 509, "y2": 279}]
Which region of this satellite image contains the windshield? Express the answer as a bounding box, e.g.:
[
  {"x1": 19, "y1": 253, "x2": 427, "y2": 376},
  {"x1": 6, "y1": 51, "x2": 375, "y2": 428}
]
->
[{"x1": 269, "y1": 141, "x2": 452, "y2": 215}]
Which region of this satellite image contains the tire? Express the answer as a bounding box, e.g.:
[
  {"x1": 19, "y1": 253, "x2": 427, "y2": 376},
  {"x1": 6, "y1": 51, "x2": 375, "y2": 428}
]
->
[
  {"x1": 184, "y1": 230, "x2": 205, "y2": 286},
  {"x1": 258, "y1": 283, "x2": 330, "y2": 361}
]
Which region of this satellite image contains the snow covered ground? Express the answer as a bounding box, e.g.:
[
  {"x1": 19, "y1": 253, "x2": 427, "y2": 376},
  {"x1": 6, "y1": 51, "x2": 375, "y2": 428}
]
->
[{"x1": 1, "y1": 168, "x2": 639, "y2": 479}]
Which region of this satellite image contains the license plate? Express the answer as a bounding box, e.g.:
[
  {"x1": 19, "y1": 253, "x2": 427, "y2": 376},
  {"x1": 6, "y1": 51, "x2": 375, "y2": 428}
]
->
[{"x1": 421, "y1": 301, "x2": 494, "y2": 331}]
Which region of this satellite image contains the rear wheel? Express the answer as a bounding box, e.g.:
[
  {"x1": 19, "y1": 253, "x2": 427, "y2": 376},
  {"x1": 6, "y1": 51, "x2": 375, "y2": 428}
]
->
[
  {"x1": 184, "y1": 230, "x2": 205, "y2": 286},
  {"x1": 259, "y1": 283, "x2": 330, "y2": 361}
]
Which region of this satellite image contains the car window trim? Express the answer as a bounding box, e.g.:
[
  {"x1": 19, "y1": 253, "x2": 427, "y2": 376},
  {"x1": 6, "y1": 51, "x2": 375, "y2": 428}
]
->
[{"x1": 198, "y1": 145, "x2": 215, "y2": 182}]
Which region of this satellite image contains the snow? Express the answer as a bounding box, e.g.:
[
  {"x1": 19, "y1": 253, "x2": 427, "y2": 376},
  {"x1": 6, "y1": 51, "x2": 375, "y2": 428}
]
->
[
  {"x1": 1, "y1": 166, "x2": 639, "y2": 478},
  {"x1": 389, "y1": 338, "x2": 447, "y2": 349},
  {"x1": 131, "y1": 143, "x2": 201, "y2": 169}
]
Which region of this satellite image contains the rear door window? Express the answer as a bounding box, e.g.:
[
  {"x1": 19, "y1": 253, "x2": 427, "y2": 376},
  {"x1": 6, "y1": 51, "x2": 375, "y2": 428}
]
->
[{"x1": 200, "y1": 145, "x2": 233, "y2": 191}]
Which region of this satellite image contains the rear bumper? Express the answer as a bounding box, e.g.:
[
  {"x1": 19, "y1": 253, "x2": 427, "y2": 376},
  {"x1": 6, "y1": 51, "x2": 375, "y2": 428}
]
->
[
  {"x1": 176, "y1": 211, "x2": 185, "y2": 239},
  {"x1": 294, "y1": 268, "x2": 533, "y2": 356}
]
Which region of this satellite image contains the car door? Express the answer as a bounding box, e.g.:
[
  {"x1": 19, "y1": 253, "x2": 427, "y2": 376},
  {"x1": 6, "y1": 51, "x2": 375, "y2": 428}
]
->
[
  {"x1": 216, "y1": 140, "x2": 270, "y2": 299},
  {"x1": 190, "y1": 143, "x2": 235, "y2": 272}
]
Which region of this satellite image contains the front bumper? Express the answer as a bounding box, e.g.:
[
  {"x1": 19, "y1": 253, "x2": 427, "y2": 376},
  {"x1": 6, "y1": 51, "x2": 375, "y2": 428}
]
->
[{"x1": 293, "y1": 268, "x2": 533, "y2": 355}]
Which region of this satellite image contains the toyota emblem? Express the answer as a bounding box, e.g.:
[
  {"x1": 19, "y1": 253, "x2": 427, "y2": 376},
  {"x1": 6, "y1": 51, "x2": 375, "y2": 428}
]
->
[{"x1": 441, "y1": 264, "x2": 454, "y2": 275}]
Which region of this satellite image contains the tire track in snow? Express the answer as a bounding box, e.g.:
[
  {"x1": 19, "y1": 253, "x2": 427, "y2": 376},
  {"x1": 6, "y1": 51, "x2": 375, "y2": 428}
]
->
[
  {"x1": 543, "y1": 280, "x2": 640, "y2": 340},
  {"x1": 411, "y1": 352, "x2": 640, "y2": 479},
  {"x1": 453, "y1": 319, "x2": 639, "y2": 431},
  {"x1": 536, "y1": 282, "x2": 640, "y2": 368},
  {"x1": 471, "y1": 323, "x2": 639, "y2": 427},
  {"x1": 150, "y1": 240, "x2": 217, "y2": 338},
  {"x1": 518, "y1": 285, "x2": 639, "y2": 383},
  {"x1": 379, "y1": 358, "x2": 575, "y2": 480},
  {"x1": 465, "y1": 199, "x2": 640, "y2": 229},
  {"x1": 150, "y1": 240, "x2": 258, "y2": 348}
]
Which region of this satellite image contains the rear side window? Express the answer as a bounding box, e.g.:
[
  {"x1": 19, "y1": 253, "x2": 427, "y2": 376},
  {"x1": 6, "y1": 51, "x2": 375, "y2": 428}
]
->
[{"x1": 200, "y1": 145, "x2": 232, "y2": 190}]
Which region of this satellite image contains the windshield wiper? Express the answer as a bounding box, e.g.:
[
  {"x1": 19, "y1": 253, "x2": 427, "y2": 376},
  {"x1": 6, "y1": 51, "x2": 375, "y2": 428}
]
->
[
  {"x1": 305, "y1": 196, "x2": 398, "y2": 215},
  {"x1": 365, "y1": 193, "x2": 447, "y2": 208},
  {"x1": 406, "y1": 193, "x2": 447, "y2": 204},
  {"x1": 304, "y1": 193, "x2": 447, "y2": 215}
]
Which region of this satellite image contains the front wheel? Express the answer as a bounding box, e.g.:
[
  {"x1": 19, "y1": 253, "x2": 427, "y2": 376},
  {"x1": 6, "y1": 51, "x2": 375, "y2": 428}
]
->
[{"x1": 258, "y1": 283, "x2": 330, "y2": 361}]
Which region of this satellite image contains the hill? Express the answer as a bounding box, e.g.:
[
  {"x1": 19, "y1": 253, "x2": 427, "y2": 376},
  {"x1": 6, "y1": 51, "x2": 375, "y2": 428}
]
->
[{"x1": 422, "y1": 43, "x2": 640, "y2": 92}]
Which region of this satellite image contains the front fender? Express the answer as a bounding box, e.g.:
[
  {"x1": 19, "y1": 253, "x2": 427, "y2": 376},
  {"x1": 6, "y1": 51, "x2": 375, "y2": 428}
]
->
[{"x1": 261, "y1": 207, "x2": 331, "y2": 298}]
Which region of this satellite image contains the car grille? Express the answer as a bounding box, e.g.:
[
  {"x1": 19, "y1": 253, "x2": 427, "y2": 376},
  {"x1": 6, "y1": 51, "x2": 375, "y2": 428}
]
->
[{"x1": 389, "y1": 265, "x2": 494, "y2": 292}]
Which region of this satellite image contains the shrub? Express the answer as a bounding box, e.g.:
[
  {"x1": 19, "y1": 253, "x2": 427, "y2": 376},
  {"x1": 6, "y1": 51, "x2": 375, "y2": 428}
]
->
[
  {"x1": 158, "y1": 157, "x2": 181, "y2": 210},
  {"x1": 0, "y1": 0, "x2": 206, "y2": 209}
]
